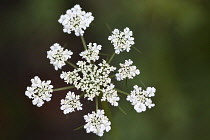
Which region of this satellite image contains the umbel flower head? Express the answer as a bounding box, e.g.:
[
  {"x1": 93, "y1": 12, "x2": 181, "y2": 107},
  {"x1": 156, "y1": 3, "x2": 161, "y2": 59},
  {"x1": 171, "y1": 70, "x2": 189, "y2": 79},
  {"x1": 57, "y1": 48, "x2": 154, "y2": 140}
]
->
[
  {"x1": 115, "y1": 59, "x2": 140, "y2": 81},
  {"x1": 25, "y1": 4, "x2": 156, "y2": 137},
  {"x1": 25, "y1": 76, "x2": 53, "y2": 107},
  {"x1": 58, "y1": 4, "x2": 94, "y2": 36},
  {"x1": 47, "y1": 43, "x2": 73, "y2": 70},
  {"x1": 108, "y1": 27, "x2": 134, "y2": 54},
  {"x1": 127, "y1": 85, "x2": 156, "y2": 113},
  {"x1": 60, "y1": 59, "x2": 119, "y2": 106},
  {"x1": 80, "y1": 42, "x2": 102, "y2": 63},
  {"x1": 84, "y1": 109, "x2": 111, "y2": 137},
  {"x1": 60, "y1": 91, "x2": 83, "y2": 114}
]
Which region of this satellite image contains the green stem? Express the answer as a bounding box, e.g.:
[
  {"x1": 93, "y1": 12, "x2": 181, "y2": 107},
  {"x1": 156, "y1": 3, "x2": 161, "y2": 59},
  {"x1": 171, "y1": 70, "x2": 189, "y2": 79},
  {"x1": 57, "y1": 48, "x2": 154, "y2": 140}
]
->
[
  {"x1": 126, "y1": 78, "x2": 128, "y2": 87},
  {"x1": 66, "y1": 61, "x2": 78, "y2": 69},
  {"x1": 81, "y1": 36, "x2": 87, "y2": 50},
  {"x1": 133, "y1": 46, "x2": 142, "y2": 54},
  {"x1": 105, "y1": 23, "x2": 112, "y2": 32},
  {"x1": 99, "y1": 53, "x2": 111, "y2": 56},
  {"x1": 106, "y1": 56, "x2": 110, "y2": 62},
  {"x1": 118, "y1": 106, "x2": 127, "y2": 115},
  {"x1": 53, "y1": 86, "x2": 75, "y2": 92},
  {"x1": 108, "y1": 53, "x2": 116, "y2": 64},
  {"x1": 139, "y1": 80, "x2": 147, "y2": 88},
  {"x1": 96, "y1": 96, "x2": 98, "y2": 111},
  {"x1": 74, "y1": 125, "x2": 84, "y2": 131},
  {"x1": 115, "y1": 88, "x2": 129, "y2": 95},
  {"x1": 80, "y1": 92, "x2": 85, "y2": 97},
  {"x1": 109, "y1": 75, "x2": 116, "y2": 78},
  {"x1": 65, "y1": 114, "x2": 69, "y2": 119}
]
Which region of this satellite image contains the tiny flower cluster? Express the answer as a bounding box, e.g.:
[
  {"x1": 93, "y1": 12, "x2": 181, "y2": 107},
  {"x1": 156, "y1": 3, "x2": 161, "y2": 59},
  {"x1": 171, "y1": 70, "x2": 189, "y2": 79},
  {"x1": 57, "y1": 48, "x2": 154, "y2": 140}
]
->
[
  {"x1": 25, "y1": 76, "x2": 53, "y2": 107},
  {"x1": 84, "y1": 110, "x2": 111, "y2": 137},
  {"x1": 115, "y1": 59, "x2": 140, "y2": 81},
  {"x1": 47, "y1": 43, "x2": 73, "y2": 70},
  {"x1": 25, "y1": 4, "x2": 156, "y2": 137},
  {"x1": 108, "y1": 27, "x2": 134, "y2": 54},
  {"x1": 58, "y1": 4, "x2": 94, "y2": 36},
  {"x1": 60, "y1": 91, "x2": 83, "y2": 114},
  {"x1": 101, "y1": 84, "x2": 120, "y2": 106},
  {"x1": 80, "y1": 43, "x2": 102, "y2": 63},
  {"x1": 60, "y1": 59, "x2": 119, "y2": 106},
  {"x1": 127, "y1": 85, "x2": 156, "y2": 113}
]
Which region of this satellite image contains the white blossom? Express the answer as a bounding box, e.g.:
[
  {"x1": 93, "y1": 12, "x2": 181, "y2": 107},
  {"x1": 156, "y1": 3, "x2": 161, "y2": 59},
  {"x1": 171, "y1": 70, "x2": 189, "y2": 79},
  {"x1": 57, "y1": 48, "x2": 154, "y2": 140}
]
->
[
  {"x1": 145, "y1": 87, "x2": 156, "y2": 97},
  {"x1": 60, "y1": 91, "x2": 82, "y2": 114},
  {"x1": 58, "y1": 4, "x2": 94, "y2": 36},
  {"x1": 61, "y1": 60, "x2": 118, "y2": 102},
  {"x1": 25, "y1": 76, "x2": 53, "y2": 107},
  {"x1": 47, "y1": 43, "x2": 73, "y2": 70},
  {"x1": 101, "y1": 84, "x2": 120, "y2": 106},
  {"x1": 115, "y1": 59, "x2": 140, "y2": 81},
  {"x1": 84, "y1": 109, "x2": 111, "y2": 136},
  {"x1": 80, "y1": 43, "x2": 102, "y2": 63},
  {"x1": 127, "y1": 85, "x2": 155, "y2": 113},
  {"x1": 108, "y1": 27, "x2": 134, "y2": 54}
]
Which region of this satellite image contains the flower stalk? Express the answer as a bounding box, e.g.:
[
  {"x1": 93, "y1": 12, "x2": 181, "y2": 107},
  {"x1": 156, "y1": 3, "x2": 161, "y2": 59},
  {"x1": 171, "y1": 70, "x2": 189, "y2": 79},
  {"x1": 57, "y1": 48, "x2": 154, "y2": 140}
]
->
[
  {"x1": 66, "y1": 61, "x2": 78, "y2": 69},
  {"x1": 96, "y1": 96, "x2": 99, "y2": 111},
  {"x1": 114, "y1": 88, "x2": 129, "y2": 95},
  {"x1": 107, "y1": 52, "x2": 115, "y2": 64},
  {"x1": 118, "y1": 106, "x2": 127, "y2": 115},
  {"x1": 81, "y1": 36, "x2": 87, "y2": 50},
  {"x1": 74, "y1": 125, "x2": 85, "y2": 131},
  {"x1": 53, "y1": 86, "x2": 75, "y2": 92}
]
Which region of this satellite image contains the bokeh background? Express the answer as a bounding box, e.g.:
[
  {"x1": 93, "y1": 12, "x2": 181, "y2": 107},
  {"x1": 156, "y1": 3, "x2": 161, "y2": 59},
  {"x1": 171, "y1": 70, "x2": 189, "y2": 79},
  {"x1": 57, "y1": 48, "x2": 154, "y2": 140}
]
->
[{"x1": 1, "y1": 0, "x2": 210, "y2": 140}]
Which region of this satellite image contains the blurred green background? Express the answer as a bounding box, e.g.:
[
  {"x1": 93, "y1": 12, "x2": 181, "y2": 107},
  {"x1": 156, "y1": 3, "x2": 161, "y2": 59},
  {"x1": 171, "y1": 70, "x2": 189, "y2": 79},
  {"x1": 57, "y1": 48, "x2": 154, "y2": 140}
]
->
[{"x1": 1, "y1": 0, "x2": 210, "y2": 140}]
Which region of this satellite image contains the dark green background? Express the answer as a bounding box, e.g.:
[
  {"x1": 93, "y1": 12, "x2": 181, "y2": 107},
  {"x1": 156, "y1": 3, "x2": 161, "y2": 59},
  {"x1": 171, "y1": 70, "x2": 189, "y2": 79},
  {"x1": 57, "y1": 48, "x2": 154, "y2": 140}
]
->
[{"x1": 1, "y1": 0, "x2": 209, "y2": 140}]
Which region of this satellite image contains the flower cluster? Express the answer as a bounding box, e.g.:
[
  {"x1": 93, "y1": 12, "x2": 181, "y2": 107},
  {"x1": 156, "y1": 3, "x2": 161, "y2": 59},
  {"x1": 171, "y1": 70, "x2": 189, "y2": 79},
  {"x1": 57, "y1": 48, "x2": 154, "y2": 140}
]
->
[
  {"x1": 101, "y1": 84, "x2": 120, "y2": 106},
  {"x1": 108, "y1": 27, "x2": 134, "y2": 54},
  {"x1": 25, "y1": 4, "x2": 156, "y2": 137},
  {"x1": 58, "y1": 4, "x2": 94, "y2": 36},
  {"x1": 115, "y1": 59, "x2": 140, "y2": 81},
  {"x1": 60, "y1": 59, "x2": 119, "y2": 106},
  {"x1": 84, "y1": 110, "x2": 111, "y2": 137},
  {"x1": 60, "y1": 91, "x2": 83, "y2": 114},
  {"x1": 25, "y1": 76, "x2": 53, "y2": 107},
  {"x1": 127, "y1": 85, "x2": 156, "y2": 113},
  {"x1": 47, "y1": 43, "x2": 73, "y2": 70},
  {"x1": 80, "y1": 43, "x2": 102, "y2": 63}
]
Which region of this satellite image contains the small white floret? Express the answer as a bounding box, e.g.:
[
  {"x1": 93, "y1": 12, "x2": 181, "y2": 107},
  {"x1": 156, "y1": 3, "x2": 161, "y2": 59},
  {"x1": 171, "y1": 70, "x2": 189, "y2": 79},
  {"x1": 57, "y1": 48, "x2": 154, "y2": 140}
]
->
[
  {"x1": 127, "y1": 85, "x2": 156, "y2": 113},
  {"x1": 115, "y1": 59, "x2": 140, "y2": 81},
  {"x1": 108, "y1": 27, "x2": 134, "y2": 54},
  {"x1": 47, "y1": 43, "x2": 73, "y2": 70},
  {"x1": 84, "y1": 109, "x2": 111, "y2": 136},
  {"x1": 25, "y1": 76, "x2": 53, "y2": 107},
  {"x1": 80, "y1": 43, "x2": 102, "y2": 63},
  {"x1": 58, "y1": 4, "x2": 94, "y2": 36},
  {"x1": 60, "y1": 91, "x2": 83, "y2": 114}
]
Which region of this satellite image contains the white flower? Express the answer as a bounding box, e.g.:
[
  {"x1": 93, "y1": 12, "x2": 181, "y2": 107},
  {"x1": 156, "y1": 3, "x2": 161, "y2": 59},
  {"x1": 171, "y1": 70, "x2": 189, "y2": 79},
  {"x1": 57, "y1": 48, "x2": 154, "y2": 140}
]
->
[
  {"x1": 61, "y1": 60, "x2": 117, "y2": 102},
  {"x1": 115, "y1": 59, "x2": 140, "y2": 81},
  {"x1": 25, "y1": 76, "x2": 53, "y2": 107},
  {"x1": 60, "y1": 91, "x2": 82, "y2": 114},
  {"x1": 101, "y1": 84, "x2": 120, "y2": 106},
  {"x1": 58, "y1": 4, "x2": 94, "y2": 36},
  {"x1": 134, "y1": 103, "x2": 146, "y2": 113},
  {"x1": 145, "y1": 98, "x2": 155, "y2": 109},
  {"x1": 47, "y1": 43, "x2": 73, "y2": 70},
  {"x1": 127, "y1": 85, "x2": 155, "y2": 113},
  {"x1": 108, "y1": 27, "x2": 134, "y2": 54},
  {"x1": 80, "y1": 43, "x2": 102, "y2": 63},
  {"x1": 145, "y1": 87, "x2": 156, "y2": 97},
  {"x1": 84, "y1": 109, "x2": 111, "y2": 136}
]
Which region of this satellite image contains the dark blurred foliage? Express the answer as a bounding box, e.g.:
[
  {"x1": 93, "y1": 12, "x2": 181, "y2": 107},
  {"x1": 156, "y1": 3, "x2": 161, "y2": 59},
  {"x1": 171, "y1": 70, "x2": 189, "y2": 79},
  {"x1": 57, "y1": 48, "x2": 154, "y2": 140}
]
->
[{"x1": 0, "y1": 0, "x2": 210, "y2": 140}]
